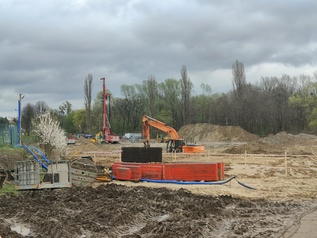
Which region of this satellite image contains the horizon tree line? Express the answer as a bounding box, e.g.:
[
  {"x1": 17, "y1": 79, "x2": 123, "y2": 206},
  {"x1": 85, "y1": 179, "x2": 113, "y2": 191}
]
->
[{"x1": 16, "y1": 61, "x2": 317, "y2": 139}]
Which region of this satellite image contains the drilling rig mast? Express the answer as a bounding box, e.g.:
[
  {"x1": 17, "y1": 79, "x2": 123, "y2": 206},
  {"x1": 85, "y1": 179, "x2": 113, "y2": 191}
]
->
[{"x1": 100, "y1": 78, "x2": 120, "y2": 144}]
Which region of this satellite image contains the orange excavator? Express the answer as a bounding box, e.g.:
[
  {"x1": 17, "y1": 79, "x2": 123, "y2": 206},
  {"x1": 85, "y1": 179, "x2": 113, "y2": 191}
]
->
[{"x1": 142, "y1": 115, "x2": 204, "y2": 153}]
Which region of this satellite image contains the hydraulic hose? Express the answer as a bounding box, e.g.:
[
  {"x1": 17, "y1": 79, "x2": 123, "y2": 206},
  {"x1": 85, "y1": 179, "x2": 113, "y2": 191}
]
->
[
  {"x1": 113, "y1": 175, "x2": 256, "y2": 190},
  {"x1": 140, "y1": 176, "x2": 237, "y2": 185}
]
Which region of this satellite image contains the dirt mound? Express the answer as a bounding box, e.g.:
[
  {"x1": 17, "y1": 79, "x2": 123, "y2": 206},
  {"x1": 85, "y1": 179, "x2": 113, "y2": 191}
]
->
[
  {"x1": 223, "y1": 141, "x2": 285, "y2": 154},
  {"x1": 263, "y1": 132, "x2": 317, "y2": 145},
  {"x1": 0, "y1": 184, "x2": 315, "y2": 237},
  {"x1": 223, "y1": 132, "x2": 317, "y2": 155},
  {"x1": 178, "y1": 123, "x2": 259, "y2": 143},
  {"x1": 70, "y1": 137, "x2": 124, "y2": 152}
]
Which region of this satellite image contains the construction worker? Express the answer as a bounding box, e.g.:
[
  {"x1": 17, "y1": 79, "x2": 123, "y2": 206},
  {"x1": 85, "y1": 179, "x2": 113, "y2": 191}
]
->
[{"x1": 97, "y1": 132, "x2": 102, "y2": 142}]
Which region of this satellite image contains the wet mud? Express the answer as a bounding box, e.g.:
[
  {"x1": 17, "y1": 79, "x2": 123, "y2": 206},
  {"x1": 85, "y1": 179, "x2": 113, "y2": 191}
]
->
[{"x1": 0, "y1": 184, "x2": 316, "y2": 238}]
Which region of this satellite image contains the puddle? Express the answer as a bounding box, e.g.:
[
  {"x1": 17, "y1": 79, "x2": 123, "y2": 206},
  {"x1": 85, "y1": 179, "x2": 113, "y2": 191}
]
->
[
  {"x1": 155, "y1": 214, "x2": 170, "y2": 222},
  {"x1": 4, "y1": 219, "x2": 31, "y2": 237}
]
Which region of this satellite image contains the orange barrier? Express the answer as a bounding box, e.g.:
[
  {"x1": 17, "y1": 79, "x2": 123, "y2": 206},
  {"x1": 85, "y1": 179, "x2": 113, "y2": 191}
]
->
[
  {"x1": 182, "y1": 145, "x2": 205, "y2": 153},
  {"x1": 112, "y1": 162, "x2": 224, "y2": 182}
]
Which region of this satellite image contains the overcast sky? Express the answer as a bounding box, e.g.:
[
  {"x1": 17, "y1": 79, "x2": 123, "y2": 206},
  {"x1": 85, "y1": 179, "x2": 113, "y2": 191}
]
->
[{"x1": 1, "y1": 0, "x2": 316, "y2": 118}]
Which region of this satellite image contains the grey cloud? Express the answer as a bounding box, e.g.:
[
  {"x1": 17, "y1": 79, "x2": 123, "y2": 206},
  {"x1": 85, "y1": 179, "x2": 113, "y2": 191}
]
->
[{"x1": 0, "y1": 0, "x2": 316, "y2": 117}]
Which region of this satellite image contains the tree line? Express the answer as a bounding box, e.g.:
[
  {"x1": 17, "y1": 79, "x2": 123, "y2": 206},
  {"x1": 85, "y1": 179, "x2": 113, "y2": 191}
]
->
[{"x1": 20, "y1": 61, "x2": 317, "y2": 138}]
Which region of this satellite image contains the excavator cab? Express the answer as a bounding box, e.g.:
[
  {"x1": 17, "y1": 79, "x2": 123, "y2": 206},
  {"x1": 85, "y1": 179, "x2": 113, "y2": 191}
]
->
[{"x1": 166, "y1": 139, "x2": 184, "y2": 153}]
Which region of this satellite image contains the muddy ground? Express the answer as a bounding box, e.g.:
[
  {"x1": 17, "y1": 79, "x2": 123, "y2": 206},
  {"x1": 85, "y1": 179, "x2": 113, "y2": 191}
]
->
[
  {"x1": 0, "y1": 184, "x2": 316, "y2": 238},
  {"x1": 1, "y1": 126, "x2": 317, "y2": 237}
]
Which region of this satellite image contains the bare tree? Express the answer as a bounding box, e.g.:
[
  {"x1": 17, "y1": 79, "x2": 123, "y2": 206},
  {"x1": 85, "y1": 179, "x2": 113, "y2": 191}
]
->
[
  {"x1": 34, "y1": 101, "x2": 49, "y2": 116},
  {"x1": 232, "y1": 60, "x2": 246, "y2": 92},
  {"x1": 84, "y1": 73, "x2": 93, "y2": 134},
  {"x1": 146, "y1": 75, "x2": 158, "y2": 117},
  {"x1": 59, "y1": 101, "x2": 72, "y2": 116},
  {"x1": 180, "y1": 65, "x2": 193, "y2": 125},
  {"x1": 21, "y1": 103, "x2": 36, "y2": 136},
  {"x1": 232, "y1": 60, "x2": 247, "y2": 126}
]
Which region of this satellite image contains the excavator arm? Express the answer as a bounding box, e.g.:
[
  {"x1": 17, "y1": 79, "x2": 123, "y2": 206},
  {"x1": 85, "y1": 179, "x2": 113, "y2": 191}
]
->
[
  {"x1": 142, "y1": 115, "x2": 204, "y2": 153},
  {"x1": 142, "y1": 115, "x2": 179, "y2": 146}
]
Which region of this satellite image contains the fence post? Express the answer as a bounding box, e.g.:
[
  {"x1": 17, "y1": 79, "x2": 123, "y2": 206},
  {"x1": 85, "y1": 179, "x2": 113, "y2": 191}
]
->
[
  {"x1": 244, "y1": 150, "x2": 247, "y2": 165},
  {"x1": 285, "y1": 151, "x2": 288, "y2": 176}
]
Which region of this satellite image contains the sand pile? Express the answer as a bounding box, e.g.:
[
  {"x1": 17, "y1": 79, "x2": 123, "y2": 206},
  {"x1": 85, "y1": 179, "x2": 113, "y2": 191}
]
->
[
  {"x1": 178, "y1": 123, "x2": 259, "y2": 142},
  {"x1": 223, "y1": 131, "x2": 317, "y2": 155},
  {"x1": 177, "y1": 124, "x2": 317, "y2": 155},
  {"x1": 263, "y1": 132, "x2": 317, "y2": 145}
]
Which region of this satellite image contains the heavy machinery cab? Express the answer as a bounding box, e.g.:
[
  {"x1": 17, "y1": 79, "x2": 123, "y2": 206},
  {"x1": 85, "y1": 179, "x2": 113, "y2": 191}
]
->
[
  {"x1": 142, "y1": 115, "x2": 205, "y2": 153},
  {"x1": 166, "y1": 139, "x2": 184, "y2": 153}
]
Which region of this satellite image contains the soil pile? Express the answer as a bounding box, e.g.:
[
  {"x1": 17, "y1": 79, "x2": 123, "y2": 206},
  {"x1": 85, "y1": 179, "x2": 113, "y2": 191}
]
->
[
  {"x1": 178, "y1": 123, "x2": 259, "y2": 143},
  {"x1": 262, "y1": 132, "x2": 317, "y2": 145},
  {"x1": 67, "y1": 137, "x2": 122, "y2": 159},
  {"x1": 223, "y1": 132, "x2": 317, "y2": 155},
  {"x1": 0, "y1": 184, "x2": 315, "y2": 238}
]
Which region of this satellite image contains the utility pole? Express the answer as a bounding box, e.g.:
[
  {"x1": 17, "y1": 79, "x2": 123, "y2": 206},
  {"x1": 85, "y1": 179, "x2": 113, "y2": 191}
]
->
[{"x1": 17, "y1": 93, "x2": 24, "y2": 145}]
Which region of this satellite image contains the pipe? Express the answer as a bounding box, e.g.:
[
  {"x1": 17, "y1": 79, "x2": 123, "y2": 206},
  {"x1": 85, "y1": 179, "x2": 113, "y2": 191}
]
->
[
  {"x1": 235, "y1": 178, "x2": 256, "y2": 190},
  {"x1": 17, "y1": 145, "x2": 49, "y2": 170},
  {"x1": 29, "y1": 146, "x2": 51, "y2": 164},
  {"x1": 112, "y1": 176, "x2": 256, "y2": 189},
  {"x1": 140, "y1": 176, "x2": 237, "y2": 185}
]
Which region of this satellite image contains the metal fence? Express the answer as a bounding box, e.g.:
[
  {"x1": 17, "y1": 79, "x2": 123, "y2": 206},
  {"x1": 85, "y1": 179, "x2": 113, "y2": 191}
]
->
[{"x1": 0, "y1": 123, "x2": 18, "y2": 146}]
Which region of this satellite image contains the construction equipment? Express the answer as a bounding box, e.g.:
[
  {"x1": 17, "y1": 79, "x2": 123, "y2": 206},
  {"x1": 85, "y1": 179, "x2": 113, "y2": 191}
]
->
[
  {"x1": 89, "y1": 131, "x2": 103, "y2": 143},
  {"x1": 14, "y1": 160, "x2": 72, "y2": 190},
  {"x1": 99, "y1": 78, "x2": 120, "y2": 144},
  {"x1": 156, "y1": 134, "x2": 170, "y2": 143},
  {"x1": 66, "y1": 133, "x2": 76, "y2": 145},
  {"x1": 14, "y1": 145, "x2": 100, "y2": 190},
  {"x1": 142, "y1": 115, "x2": 204, "y2": 153},
  {"x1": 70, "y1": 157, "x2": 98, "y2": 187}
]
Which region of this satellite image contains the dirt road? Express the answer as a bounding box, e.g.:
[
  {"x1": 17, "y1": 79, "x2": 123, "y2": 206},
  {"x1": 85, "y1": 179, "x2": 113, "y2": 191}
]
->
[{"x1": 284, "y1": 208, "x2": 317, "y2": 238}]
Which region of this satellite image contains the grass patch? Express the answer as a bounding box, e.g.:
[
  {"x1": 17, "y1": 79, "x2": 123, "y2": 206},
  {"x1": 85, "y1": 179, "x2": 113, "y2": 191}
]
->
[
  {"x1": 0, "y1": 184, "x2": 19, "y2": 195},
  {"x1": 0, "y1": 144, "x2": 16, "y2": 151}
]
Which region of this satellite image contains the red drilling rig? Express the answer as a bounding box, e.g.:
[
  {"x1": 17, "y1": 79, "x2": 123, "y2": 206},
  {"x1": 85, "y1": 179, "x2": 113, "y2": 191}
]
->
[{"x1": 100, "y1": 77, "x2": 120, "y2": 144}]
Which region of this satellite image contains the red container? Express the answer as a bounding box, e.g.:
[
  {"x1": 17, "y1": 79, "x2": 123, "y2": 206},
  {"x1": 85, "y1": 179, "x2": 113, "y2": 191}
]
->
[
  {"x1": 140, "y1": 164, "x2": 164, "y2": 180},
  {"x1": 217, "y1": 162, "x2": 225, "y2": 180},
  {"x1": 121, "y1": 165, "x2": 142, "y2": 181},
  {"x1": 116, "y1": 167, "x2": 132, "y2": 180},
  {"x1": 113, "y1": 163, "x2": 142, "y2": 181},
  {"x1": 112, "y1": 161, "x2": 224, "y2": 182},
  {"x1": 111, "y1": 162, "x2": 124, "y2": 177},
  {"x1": 164, "y1": 163, "x2": 219, "y2": 181}
]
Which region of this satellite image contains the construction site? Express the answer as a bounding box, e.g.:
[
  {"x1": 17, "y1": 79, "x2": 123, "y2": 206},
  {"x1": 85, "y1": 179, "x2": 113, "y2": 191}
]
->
[{"x1": 1, "y1": 123, "x2": 317, "y2": 237}]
